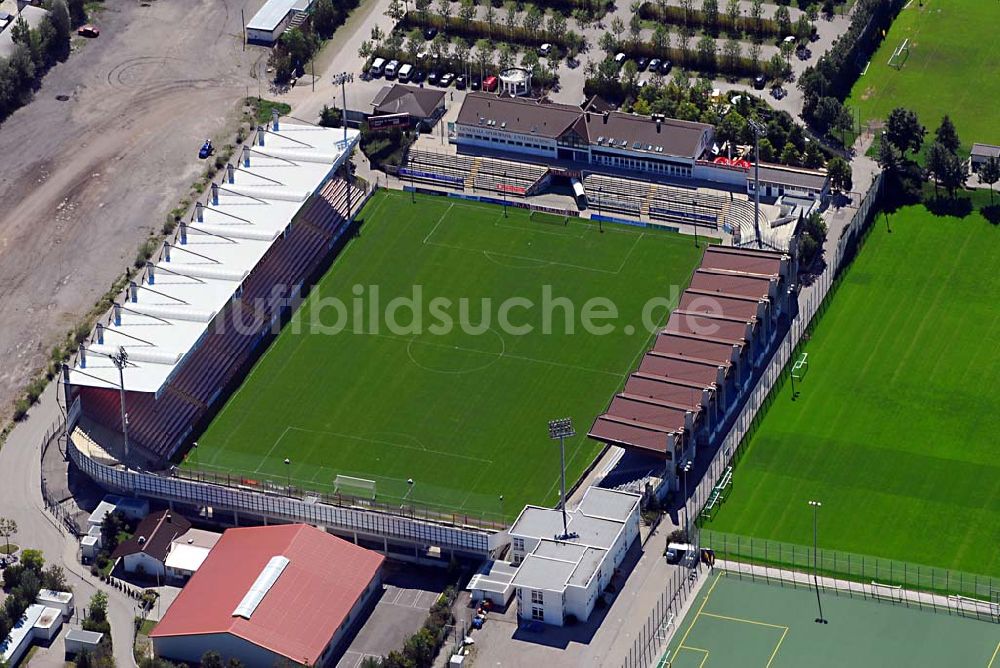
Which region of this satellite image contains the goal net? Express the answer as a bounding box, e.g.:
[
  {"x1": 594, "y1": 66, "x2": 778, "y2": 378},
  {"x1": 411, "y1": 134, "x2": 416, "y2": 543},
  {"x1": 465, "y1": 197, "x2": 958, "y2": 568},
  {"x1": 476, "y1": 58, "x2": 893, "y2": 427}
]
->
[
  {"x1": 870, "y1": 581, "x2": 904, "y2": 603},
  {"x1": 888, "y1": 38, "x2": 910, "y2": 70},
  {"x1": 334, "y1": 475, "x2": 377, "y2": 500},
  {"x1": 791, "y1": 352, "x2": 809, "y2": 381}
]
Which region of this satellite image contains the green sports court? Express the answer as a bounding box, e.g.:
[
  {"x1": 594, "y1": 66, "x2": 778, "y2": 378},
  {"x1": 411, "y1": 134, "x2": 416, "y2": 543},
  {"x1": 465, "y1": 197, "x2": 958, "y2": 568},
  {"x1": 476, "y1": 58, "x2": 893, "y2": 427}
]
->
[{"x1": 662, "y1": 571, "x2": 1000, "y2": 667}]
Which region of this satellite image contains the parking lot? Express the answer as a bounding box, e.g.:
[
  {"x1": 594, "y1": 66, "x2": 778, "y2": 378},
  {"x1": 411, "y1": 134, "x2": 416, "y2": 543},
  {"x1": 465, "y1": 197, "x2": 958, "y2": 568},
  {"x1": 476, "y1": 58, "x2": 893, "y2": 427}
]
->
[{"x1": 335, "y1": 565, "x2": 451, "y2": 668}]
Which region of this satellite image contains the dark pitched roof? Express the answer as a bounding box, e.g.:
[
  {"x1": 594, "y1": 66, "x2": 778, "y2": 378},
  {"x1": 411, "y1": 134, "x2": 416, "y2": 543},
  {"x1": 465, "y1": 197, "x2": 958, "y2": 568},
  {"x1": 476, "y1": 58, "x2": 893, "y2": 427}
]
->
[
  {"x1": 112, "y1": 510, "x2": 191, "y2": 562},
  {"x1": 971, "y1": 143, "x2": 1000, "y2": 159},
  {"x1": 756, "y1": 163, "x2": 828, "y2": 190},
  {"x1": 456, "y1": 93, "x2": 586, "y2": 139},
  {"x1": 587, "y1": 111, "x2": 712, "y2": 159},
  {"x1": 583, "y1": 95, "x2": 617, "y2": 114},
  {"x1": 371, "y1": 84, "x2": 445, "y2": 118}
]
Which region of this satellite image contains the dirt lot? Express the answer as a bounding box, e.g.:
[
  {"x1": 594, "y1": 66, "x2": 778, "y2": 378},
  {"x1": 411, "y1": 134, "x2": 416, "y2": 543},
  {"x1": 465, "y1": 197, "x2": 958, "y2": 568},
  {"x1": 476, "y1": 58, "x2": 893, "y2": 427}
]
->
[{"x1": 0, "y1": 0, "x2": 265, "y2": 415}]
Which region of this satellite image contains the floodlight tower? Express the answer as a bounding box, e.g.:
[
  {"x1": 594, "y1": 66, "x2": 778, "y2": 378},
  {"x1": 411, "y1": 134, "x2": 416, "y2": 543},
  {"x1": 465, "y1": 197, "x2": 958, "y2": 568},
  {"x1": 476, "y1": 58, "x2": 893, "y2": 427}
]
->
[
  {"x1": 109, "y1": 346, "x2": 131, "y2": 469},
  {"x1": 332, "y1": 72, "x2": 355, "y2": 221},
  {"x1": 808, "y1": 500, "x2": 827, "y2": 624},
  {"x1": 548, "y1": 418, "x2": 576, "y2": 539},
  {"x1": 747, "y1": 117, "x2": 766, "y2": 247}
]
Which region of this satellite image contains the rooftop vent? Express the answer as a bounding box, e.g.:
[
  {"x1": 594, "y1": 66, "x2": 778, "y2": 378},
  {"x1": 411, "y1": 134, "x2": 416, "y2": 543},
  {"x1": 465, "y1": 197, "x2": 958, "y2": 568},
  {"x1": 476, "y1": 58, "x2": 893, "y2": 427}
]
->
[
  {"x1": 500, "y1": 121, "x2": 506, "y2": 129},
  {"x1": 656, "y1": 146, "x2": 663, "y2": 152},
  {"x1": 138, "y1": 536, "x2": 146, "y2": 544}
]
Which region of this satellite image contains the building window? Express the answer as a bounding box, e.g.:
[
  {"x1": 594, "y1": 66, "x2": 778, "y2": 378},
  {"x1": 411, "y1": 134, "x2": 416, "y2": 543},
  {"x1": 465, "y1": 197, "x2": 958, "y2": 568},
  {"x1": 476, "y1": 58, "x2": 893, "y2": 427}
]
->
[
  {"x1": 532, "y1": 606, "x2": 544, "y2": 621},
  {"x1": 531, "y1": 590, "x2": 544, "y2": 604},
  {"x1": 513, "y1": 537, "x2": 524, "y2": 551}
]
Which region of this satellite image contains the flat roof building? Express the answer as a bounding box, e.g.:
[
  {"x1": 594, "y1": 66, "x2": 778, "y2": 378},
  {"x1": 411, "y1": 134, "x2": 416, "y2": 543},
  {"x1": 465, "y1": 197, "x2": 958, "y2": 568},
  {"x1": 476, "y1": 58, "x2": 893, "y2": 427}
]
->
[
  {"x1": 475, "y1": 487, "x2": 641, "y2": 626},
  {"x1": 150, "y1": 524, "x2": 384, "y2": 667},
  {"x1": 245, "y1": 0, "x2": 312, "y2": 44},
  {"x1": 970, "y1": 143, "x2": 1000, "y2": 172}
]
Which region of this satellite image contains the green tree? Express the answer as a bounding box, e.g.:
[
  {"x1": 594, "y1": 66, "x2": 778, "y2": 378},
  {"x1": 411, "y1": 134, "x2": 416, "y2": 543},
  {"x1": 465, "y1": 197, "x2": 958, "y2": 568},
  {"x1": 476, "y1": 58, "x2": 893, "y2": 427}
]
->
[
  {"x1": 794, "y1": 14, "x2": 812, "y2": 41},
  {"x1": 504, "y1": 1, "x2": 518, "y2": 35},
  {"x1": 937, "y1": 149, "x2": 967, "y2": 199},
  {"x1": 750, "y1": 0, "x2": 764, "y2": 38},
  {"x1": 629, "y1": 4, "x2": 642, "y2": 47},
  {"x1": 21, "y1": 549, "x2": 44, "y2": 572},
  {"x1": 67, "y1": 0, "x2": 86, "y2": 26},
  {"x1": 934, "y1": 115, "x2": 961, "y2": 155},
  {"x1": 652, "y1": 23, "x2": 670, "y2": 55},
  {"x1": 977, "y1": 157, "x2": 1000, "y2": 204},
  {"x1": 884, "y1": 107, "x2": 925, "y2": 158},
  {"x1": 876, "y1": 136, "x2": 904, "y2": 174},
  {"x1": 370, "y1": 25, "x2": 385, "y2": 43},
  {"x1": 523, "y1": 4, "x2": 543, "y2": 34},
  {"x1": 925, "y1": 140, "x2": 948, "y2": 196},
  {"x1": 89, "y1": 591, "x2": 109, "y2": 623},
  {"x1": 766, "y1": 52, "x2": 786, "y2": 81},
  {"x1": 0, "y1": 518, "x2": 16, "y2": 554},
  {"x1": 696, "y1": 34, "x2": 717, "y2": 71},
  {"x1": 779, "y1": 142, "x2": 800, "y2": 166},
  {"x1": 722, "y1": 36, "x2": 741, "y2": 71},
  {"x1": 312, "y1": 0, "x2": 340, "y2": 38},
  {"x1": 47, "y1": 0, "x2": 72, "y2": 62},
  {"x1": 725, "y1": 0, "x2": 740, "y2": 36},
  {"x1": 384, "y1": 0, "x2": 405, "y2": 20},
  {"x1": 702, "y1": 0, "x2": 719, "y2": 34},
  {"x1": 773, "y1": 5, "x2": 791, "y2": 35},
  {"x1": 757, "y1": 137, "x2": 775, "y2": 162},
  {"x1": 201, "y1": 651, "x2": 224, "y2": 668},
  {"x1": 827, "y1": 156, "x2": 852, "y2": 193},
  {"x1": 437, "y1": 0, "x2": 452, "y2": 20},
  {"x1": 100, "y1": 512, "x2": 128, "y2": 560},
  {"x1": 459, "y1": 0, "x2": 476, "y2": 23},
  {"x1": 41, "y1": 565, "x2": 68, "y2": 592}
]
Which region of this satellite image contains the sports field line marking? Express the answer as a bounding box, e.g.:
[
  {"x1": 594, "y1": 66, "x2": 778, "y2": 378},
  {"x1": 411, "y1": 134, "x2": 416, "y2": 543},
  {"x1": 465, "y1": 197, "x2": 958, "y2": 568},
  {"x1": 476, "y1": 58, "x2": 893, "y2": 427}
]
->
[
  {"x1": 422, "y1": 202, "x2": 454, "y2": 244},
  {"x1": 424, "y1": 238, "x2": 619, "y2": 275},
  {"x1": 674, "y1": 570, "x2": 724, "y2": 653},
  {"x1": 283, "y1": 425, "x2": 495, "y2": 464},
  {"x1": 347, "y1": 327, "x2": 622, "y2": 378},
  {"x1": 766, "y1": 626, "x2": 788, "y2": 668},
  {"x1": 698, "y1": 612, "x2": 788, "y2": 630},
  {"x1": 253, "y1": 425, "x2": 293, "y2": 473},
  {"x1": 677, "y1": 645, "x2": 710, "y2": 668},
  {"x1": 987, "y1": 641, "x2": 1000, "y2": 668}
]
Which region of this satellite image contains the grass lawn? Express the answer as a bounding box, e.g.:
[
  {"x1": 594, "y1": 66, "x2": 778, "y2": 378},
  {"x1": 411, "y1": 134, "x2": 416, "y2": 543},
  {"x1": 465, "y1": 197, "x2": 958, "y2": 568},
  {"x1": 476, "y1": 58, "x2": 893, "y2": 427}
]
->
[
  {"x1": 846, "y1": 0, "x2": 1000, "y2": 148},
  {"x1": 0, "y1": 544, "x2": 17, "y2": 555},
  {"x1": 706, "y1": 201, "x2": 1000, "y2": 578},
  {"x1": 189, "y1": 191, "x2": 705, "y2": 519}
]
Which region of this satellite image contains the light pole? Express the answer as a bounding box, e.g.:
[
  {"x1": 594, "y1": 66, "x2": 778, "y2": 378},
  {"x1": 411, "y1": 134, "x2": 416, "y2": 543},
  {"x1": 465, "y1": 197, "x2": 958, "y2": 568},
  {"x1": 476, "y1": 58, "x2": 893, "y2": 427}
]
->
[
  {"x1": 502, "y1": 171, "x2": 508, "y2": 217},
  {"x1": 109, "y1": 346, "x2": 131, "y2": 472},
  {"x1": 332, "y1": 72, "x2": 355, "y2": 222},
  {"x1": 691, "y1": 199, "x2": 699, "y2": 247},
  {"x1": 499, "y1": 494, "x2": 505, "y2": 524},
  {"x1": 808, "y1": 500, "x2": 827, "y2": 624},
  {"x1": 748, "y1": 118, "x2": 766, "y2": 247},
  {"x1": 597, "y1": 186, "x2": 604, "y2": 233},
  {"x1": 548, "y1": 418, "x2": 576, "y2": 539},
  {"x1": 284, "y1": 457, "x2": 291, "y2": 493},
  {"x1": 681, "y1": 459, "x2": 693, "y2": 541}
]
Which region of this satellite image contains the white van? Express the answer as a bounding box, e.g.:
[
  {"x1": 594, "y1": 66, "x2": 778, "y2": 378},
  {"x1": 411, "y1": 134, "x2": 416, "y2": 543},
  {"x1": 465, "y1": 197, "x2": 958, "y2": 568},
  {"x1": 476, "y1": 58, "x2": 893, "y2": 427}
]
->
[
  {"x1": 398, "y1": 63, "x2": 413, "y2": 82},
  {"x1": 369, "y1": 57, "x2": 386, "y2": 77},
  {"x1": 665, "y1": 542, "x2": 696, "y2": 564},
  {"x1": 385, "y1": 60, "x2": 400, "y2": 79}
]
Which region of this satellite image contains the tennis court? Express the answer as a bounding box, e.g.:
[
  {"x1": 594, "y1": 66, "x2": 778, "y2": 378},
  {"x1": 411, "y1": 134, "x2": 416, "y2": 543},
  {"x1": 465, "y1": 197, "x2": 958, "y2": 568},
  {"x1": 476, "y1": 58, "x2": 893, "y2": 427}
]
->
[{"x1": 662, "y1": 571, "x2": 1000, "y2": 667}]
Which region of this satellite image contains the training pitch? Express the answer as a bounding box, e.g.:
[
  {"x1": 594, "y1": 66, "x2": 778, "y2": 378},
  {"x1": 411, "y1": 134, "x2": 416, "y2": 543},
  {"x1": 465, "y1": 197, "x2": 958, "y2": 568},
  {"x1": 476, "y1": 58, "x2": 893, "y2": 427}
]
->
[
  {"x1": 661, "y1": 571, "x2": 1000, "y2": 667},
  {"x1": 706, "y1": 202, "x2": 1000, "y2": 578},
  {"x1": 188, "y1": 191, "x2": 705, "y2": 518},
  {"x1": 847, "y1": 0, "x2": 1000, "y2": 148}
]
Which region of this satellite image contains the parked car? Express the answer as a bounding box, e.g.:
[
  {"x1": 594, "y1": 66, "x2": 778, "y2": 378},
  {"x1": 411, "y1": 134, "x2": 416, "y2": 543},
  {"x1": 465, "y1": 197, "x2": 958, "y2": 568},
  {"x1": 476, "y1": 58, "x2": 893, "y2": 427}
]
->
[
  {"x1": 198, "y1": 140, "x2": 213, "y2": 159},
  {"x1": 369, "y1": 57, "x2": 386, "y2": 77},
  {"x1": 659, "y1": 59, "x2": 672, "y2": 74},
  {"x1": 398, "y1": 63, "x2": 414, "y2": 82},
  {"x1": 428, "y1": 70, "x2": 441, "y2": 85},
  {"x1": 424, "y1": 27, "x2": 438, "y2": 40},
  {"x1": 77, "y1": 24, "x2": 100, "y2": 37},
  {"x1": 385, "y1": 60, "x2": 400, "y2": 78},
  {"x1": 412, "y1": 69, "x2": 426, "y2": 83},
  {"x1": 470, "y1": 75, "x2": 482, "y2": 90},
  {"x1": 648, "y1": 58, "x2": 661, "y2": 72},
  {"x1": 753, "y1": 74, "x2": 767, "y2": 90},
  {"x1": 539, "y1": 43, "x2": 552, "y2": 56},
  {"x1": 614, "y1": 52, "x2": 627, "y2": 66},
  {"x1": 636, "y1": 57, "x2": 649, "y2": 71},
  {"x1": 483, "y1": 74, "x2": 498, "y2": 92},
  {"x1": 440, "y1": 72, "x2": 455, "y2": 87},
  {"x1": 771, "y1": 86, "x2": 786, "y2": 100},
  {"x1": 455, "y1": 75, "x2": 467, "y2": 89}
]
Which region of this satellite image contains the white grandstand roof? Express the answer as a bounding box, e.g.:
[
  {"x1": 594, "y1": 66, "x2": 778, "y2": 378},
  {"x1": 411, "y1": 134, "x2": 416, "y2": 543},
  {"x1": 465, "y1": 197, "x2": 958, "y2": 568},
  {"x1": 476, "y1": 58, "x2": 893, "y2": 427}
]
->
[{"x1": 68, "y1": 122, "x2": 360, "y2": 394}]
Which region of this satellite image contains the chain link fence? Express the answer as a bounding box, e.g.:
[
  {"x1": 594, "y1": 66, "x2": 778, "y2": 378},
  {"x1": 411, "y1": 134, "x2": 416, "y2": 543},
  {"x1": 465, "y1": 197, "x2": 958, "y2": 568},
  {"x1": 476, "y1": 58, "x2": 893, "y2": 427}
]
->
[{"x1": 620, "y1": 564, "x2": 705, "y2": 668}]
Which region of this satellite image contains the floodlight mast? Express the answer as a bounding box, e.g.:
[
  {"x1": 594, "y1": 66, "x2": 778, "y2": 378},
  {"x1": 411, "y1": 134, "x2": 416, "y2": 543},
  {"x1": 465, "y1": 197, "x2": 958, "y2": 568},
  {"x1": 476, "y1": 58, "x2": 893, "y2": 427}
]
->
[
  {"x1": 747, "y1": 118, "x2": 766, "y2": 247},
  {"x1": 548, "y1": 418, "x2": 576, "y2": 539},
  {"x1": 332, "y1": 72, "x2": 354, "y2": 222},
  {"x1": 109, "y1": 346, "x2": 131, "y2": 471}
]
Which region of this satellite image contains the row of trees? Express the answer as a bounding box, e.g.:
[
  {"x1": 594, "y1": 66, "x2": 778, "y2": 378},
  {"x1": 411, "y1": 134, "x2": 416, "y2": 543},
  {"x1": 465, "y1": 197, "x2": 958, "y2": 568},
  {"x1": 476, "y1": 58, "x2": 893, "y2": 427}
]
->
[
  {"x1": 385, "y1": 0, "x2": 611, "y2": 21},
  {"x1": 0, "y1": 0, "x2": 74, "y2": 124},
  {"x1": 799, "y1": 0, "x2": 906, "y2": 135},
  {"x1": 876, "y1": 108, "x2": 968, "y2": 199},
  {"x1": 638, "y1": 0, "x2": 813, "y2": 43},
  {"x1": 360, "y1": 587, "x2": 458, "y2": 668}
]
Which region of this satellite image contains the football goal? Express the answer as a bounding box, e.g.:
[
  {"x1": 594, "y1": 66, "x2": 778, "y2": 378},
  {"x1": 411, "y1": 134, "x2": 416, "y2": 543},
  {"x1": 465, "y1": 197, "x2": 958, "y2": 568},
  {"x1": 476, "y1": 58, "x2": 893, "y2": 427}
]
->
[
  {"x1": 790, "y1": 352, "x2": 809, "y2": 398},
  {"x1": 529, "y1": 210, "x2": 570, "y2": 226},
  {"x1": 870, "y1": 581, "x2": 904, "y2": 603},
  {"x1": 888, "y1": 38, "x2": 910, "y2": 70},
  {"x1": 333, "y1": 474, "x2": 377, "y2": 500}
]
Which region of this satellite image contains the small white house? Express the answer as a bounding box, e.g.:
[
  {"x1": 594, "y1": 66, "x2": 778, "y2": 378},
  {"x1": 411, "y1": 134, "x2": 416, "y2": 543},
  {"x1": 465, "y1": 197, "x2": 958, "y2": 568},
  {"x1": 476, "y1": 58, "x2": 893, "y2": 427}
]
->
[
  {"x1": 36, "y1": 590, "x2": 74, "y2": 620},
  {"x1": 1, "y1": 604, "x2": 63, "y2": 668},
  {"x1": 65, "y1": 629, "x2": 104, "y2": 658},
  {"x1": 111, "y1": 510, "x2": 192, "y2": 579},
  {"x1": 475, "y1": 487, "x2": 641, "y2": 627}
]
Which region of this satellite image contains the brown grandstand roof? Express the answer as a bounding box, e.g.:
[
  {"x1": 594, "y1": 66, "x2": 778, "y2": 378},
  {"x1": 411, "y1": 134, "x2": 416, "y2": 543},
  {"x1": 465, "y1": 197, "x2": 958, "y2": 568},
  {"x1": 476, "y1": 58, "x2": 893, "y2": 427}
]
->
[
  {"x1": 637, "y1": 355, "x2": 722, "y2": 387},
  {"x1": 112, "y1": 510, "x2": 191, "y2": 562},
  {"x1": 665, "y1": 311, "x2": 750, "y2": 343},
  {"x1": 589, "y1": 416, "x2": 677, "y2": 458},
  {"x1": 701, "y1": 246, "x2": 784, "y2": 278},
  {"x1": 689, "y1": 270, "x2": 774, "y2": 300},
  {"x1": 677, "y1": 291, "x2": 761, "y2": 322},
  {"x1": 587, "y1": 111, "x2": 711, "y2": 159},
  {"x1": 622, "y1": 375, "x2": 706, "y2": 411},
  {"x1": 652, "y1": 333, "x2": 739, "y2": 366},
  {"x1": 456, "y1": 93, "x2": 585, "y2": 139}
]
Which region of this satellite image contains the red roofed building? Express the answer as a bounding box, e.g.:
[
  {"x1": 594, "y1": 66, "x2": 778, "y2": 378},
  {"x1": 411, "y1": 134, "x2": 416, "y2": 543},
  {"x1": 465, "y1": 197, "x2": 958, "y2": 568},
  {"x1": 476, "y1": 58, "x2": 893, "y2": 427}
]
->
[{"x1": 150, "y1": 524, "x2": 384, "y2": 667}]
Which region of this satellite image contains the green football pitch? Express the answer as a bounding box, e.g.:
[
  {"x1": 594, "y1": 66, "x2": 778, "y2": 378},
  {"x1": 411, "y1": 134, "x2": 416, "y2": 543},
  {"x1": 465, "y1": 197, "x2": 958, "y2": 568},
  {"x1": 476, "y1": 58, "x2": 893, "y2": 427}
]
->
[
  {"x1": 846, "y1": 0, "x2": 1000, "y2": 147},
  {"x1": 661, "y1": 571, "x2": 1000, "y2": 667},
  {"x1": 187, "y1": 190, "x2": 705, "y2": 519},
  {"x1": 705, "y1": 202, "x2": 1000, "y2": 578}
]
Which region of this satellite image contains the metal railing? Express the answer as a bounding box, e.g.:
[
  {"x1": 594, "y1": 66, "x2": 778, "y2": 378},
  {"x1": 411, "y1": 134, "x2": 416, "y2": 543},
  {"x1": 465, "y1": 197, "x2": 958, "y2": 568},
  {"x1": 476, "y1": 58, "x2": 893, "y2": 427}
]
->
[
  {"x1": 67, "y1": 433, "x2": 497, "y2": 555},
  {"x1": 702, "y1": 530, "x2": 1000, "y2": 609},
  {"x1": 620, "y1": 564, "x2": 706, "y2": 668}
]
